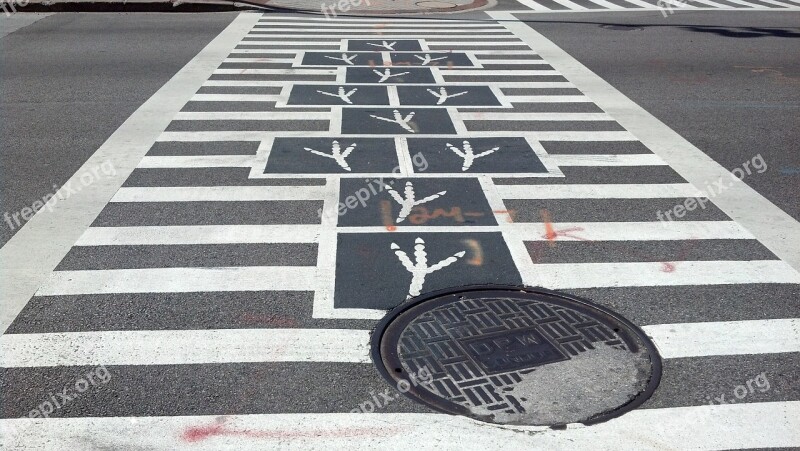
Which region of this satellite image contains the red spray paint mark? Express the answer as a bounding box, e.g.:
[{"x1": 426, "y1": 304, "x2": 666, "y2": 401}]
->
[{"x1": 182, "y1": 419, "x2": 401, "y2": 443}]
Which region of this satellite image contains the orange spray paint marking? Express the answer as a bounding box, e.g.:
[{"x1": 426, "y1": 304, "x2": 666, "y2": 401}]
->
[
  {"x1": 493, "y1": 209, "x2": 516, "y2": 223},
  {"x1": 380, "y1": 200, "x2": 396, "y2": 231},
  {"x1": 540, "y1": 209, "x2": 557, "y2": 246},
  {"x1": 461, "y1": 239, "x2": 484, "y2": 266}
]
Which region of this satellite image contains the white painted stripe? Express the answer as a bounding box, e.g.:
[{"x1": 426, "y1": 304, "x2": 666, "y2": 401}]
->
[
  {"x1": 3, "y1": 403, "x2": 800, "y2": 449},
  {"x1": 191, "y1": 94, "x2": 281, "y2": 102},
  {"x1": 550, "y1": 0, "x2": 589, "y2": 9},
  {"x1": 644, "y1": 319, "x2": 800, "y2": 358},
  {"x1": 137, "y1": 155, "x2": 256, "y2": 168},
  {"x1": 213, "y1": 68, "x2": 337, "y2": 75},
  {"x1": 110, "y1": 186, "x2": 326, "y2": 202},
  {"x1": 460, "y1": 112, "x2": 612, "y2": 121},
  {"x1": 245, "y1": 34, "x2": 516, "y2": 39},
  {"x1": 174, "y1": 111, "x2": 329, "y2": 120},
  {"x1": 223, "y1": 57, "x2": 297, "y2": 63},
  {"x1": 0, "y1": 329, "x2": 370, "y2": 367},
  {"x1": 541, "y1": 154, "x2": 667, "y2": 166},
  {"x1": 506, "y1": 95, "x2": 590, "y2": 102},
  {"x1": 440, "y1": 70, "x2": 560, "y2": 76},
  {"x1": 495, "y1": 183, "x2": 703, "y2": 199},
  {"x1": 0, "y1": 14, "x2": 262, "y2": 334},
  {"x1": 35, "y1": 266, "x2": 317, "y2": 296},
  {"x1": 521, "y1": 260, "x2": 800, "y2": 289},
  {"x1": 158, "y1": 131, "x2": 637, "y2": 141},
  {"x1": 1, "y1": 317, "x2": 797, "y2": 367},
  {"x1": 506, "y1": 221, "x2": 755, "y2": 241},
  {"x1": 75, "y1": 225, "x2": 320, "y2": 245},
  {"x1": 428, "y1": 42, "x2": 529, "y2": 47},
  {"x1": 203, "y1": 80, "x2": 574, "y2": 88}
]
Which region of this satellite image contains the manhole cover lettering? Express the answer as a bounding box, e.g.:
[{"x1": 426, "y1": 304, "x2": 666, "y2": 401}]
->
[{"x1": 459, "y1": 326, "x2": 568, "y2": 374}]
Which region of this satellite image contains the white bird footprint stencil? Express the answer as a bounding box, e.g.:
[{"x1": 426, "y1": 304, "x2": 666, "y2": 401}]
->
[
  {"x1": 446, "y1": 140, "x2": 499, "y2": 171},
  {"x1": 385, "y1": 181, "x2": 446, "y2": 223},
  {"x1": 427, "y1": 87, "x2": 468, "y2": 105},
  {"x1": 370, "y1": 110, "x2": 417, "y2": 133},
  {"x1": 316, "y1": 87, "x2": 358, "y2": 104},
  {"x1": 373, "y1": 68, "x2": 410, "y2": 83},
  {"x1": 324, "y1": 53, "x2": 357, "y2": 65},
  {"x1": 303, "y1": 140, "x2": 357, "y2": 171},
  {"x1": 391, "y1": 237, "x2": 465, "y2": 298},
  {"x1": 367, "y1": 40, "x2": 397, "y2": 50}
]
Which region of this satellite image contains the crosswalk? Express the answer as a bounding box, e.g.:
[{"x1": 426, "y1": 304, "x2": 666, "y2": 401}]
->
[{"x1": 1, "y1": 12, "x2": 799, "y2": 450}]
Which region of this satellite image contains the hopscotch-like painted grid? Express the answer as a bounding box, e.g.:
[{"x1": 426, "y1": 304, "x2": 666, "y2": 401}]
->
[{"x1": 2, "y1": 14, "x2": 799, "y2": 449}]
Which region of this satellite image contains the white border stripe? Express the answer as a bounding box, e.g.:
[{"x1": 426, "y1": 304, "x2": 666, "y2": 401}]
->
[
  {"x1": 495, "y1": 183, "x2": 703, "y2": 199},
  {"x1": 36, "y1": 266, "x2": 317, "y2": 296},
  {"x1": 2, "y1": 402, "x2": 799, "y2": 449},
  {"x1": 541, "y1": 154, "x2": 667, "y2": 166},
  {"x1": 1, "y1": 318, "x2": 797, "y2": 367},
  {"x1": 110, "y1": 186, "x2": 326, "y2": 202},
  {"x1": 174, "y1": 111, "x2": 329, "y2": 120},
  {"x1": 460, "y1": 112, "x2": 611, "y2": 120},
  {"x1": 644, "y1": 319, "x2": 800, "y2": 358},
  {"x1": 521, "y1": 260, "x2": 800, "y2": 289},
  {"x1": 0, "y1": 329, "x2": 370, "y2": 367},
  {"x1": 75, "y1": 225, "x2": 321, "y2": 245}
]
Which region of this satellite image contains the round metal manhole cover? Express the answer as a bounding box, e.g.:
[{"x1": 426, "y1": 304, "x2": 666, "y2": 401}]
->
[{"x1": 371, "y1": 285, "x2": 662, "y2": 426}]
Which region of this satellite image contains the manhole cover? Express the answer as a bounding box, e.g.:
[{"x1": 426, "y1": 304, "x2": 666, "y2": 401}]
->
[{"x1": 371, "y1": 285, "x2": 662, "y2": 426}]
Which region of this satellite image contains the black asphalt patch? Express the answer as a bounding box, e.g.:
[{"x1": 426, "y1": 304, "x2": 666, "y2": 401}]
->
[{"x1": 335, "y1": 232, "x2": 520, "y2": 310}]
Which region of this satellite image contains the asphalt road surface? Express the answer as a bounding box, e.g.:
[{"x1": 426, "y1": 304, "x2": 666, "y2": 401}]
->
[{"x1": 1, "y1": 8, "x2": 798, "y2": 450}]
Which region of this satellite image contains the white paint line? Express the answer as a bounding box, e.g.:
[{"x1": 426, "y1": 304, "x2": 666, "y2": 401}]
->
[
  {"x1": 495, "y1": 183, "x2": 703, "y2": 199},
  {"x1": 174, "y1": 112, "x2": 329, "y2": 120},
  {"x1": 424, "y1": 70, "x2": 559, "y2": 76},
  {"x1": 0, "y1": 329, "x2": 370, "y2": 367},
  {"x1": 493, "y1": 12, "x2": 800, "y2": 273},
  {"x1": 506, "y1": 221, "x2": 755, "y2": 241},
  {"x1": 158, "y1": 131, "x2": 637, "y2": 141},
  {"x1": 75, "y1": 225, "x2": 320, "y2": 245},
  {"x1": 644, "y1": 319, "x2": 800, "y2": 358},
  {"x1": 202, "y1": 80, "x2": 576, "y2": 88},
  {"x1": 110, "y1": 186, "x2": 325, "y2": 202},
  {"x1": 521, "y1": 260, "x2": 800, "y2": 289},
  {"x1": 213, "y1": 68, "x2": 337, "y2": 75},
  {"x1": 190, "y1": 94, "x2": 281, "y2": 102},
  {"x1": 36, "y1": 266, "x2": 317, "y2": 296},
  {"x1": 1, "y1": 317, "x2": 797, "y2": 367},
  {"x1": 3, "y1": 402, "x2": 800, "y2": 450},
  {"x1": 245, "y1": 34, "x2": 516, "y2": 39},
  {"x1": 460, "y1": 112, "x2": 611, "y2": 121},
  {"x1": 137, "y1": 155, "x2": 257, "y2": 168},
  {"x1": 541, "y1": 154, "x2": 667, "y2": 166},
  {"x1": 428, "y1": 42, "x2": 529, "y2": 47},
  {"x1": 505, "y1": 95, "x2": 590, "y2": 102},
  {"x1": 0, "y1": 13, "x2": 262, "y2": 335},
  {"x1": 550, "y1": 0, "x2": 589, "y2": 9}
]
